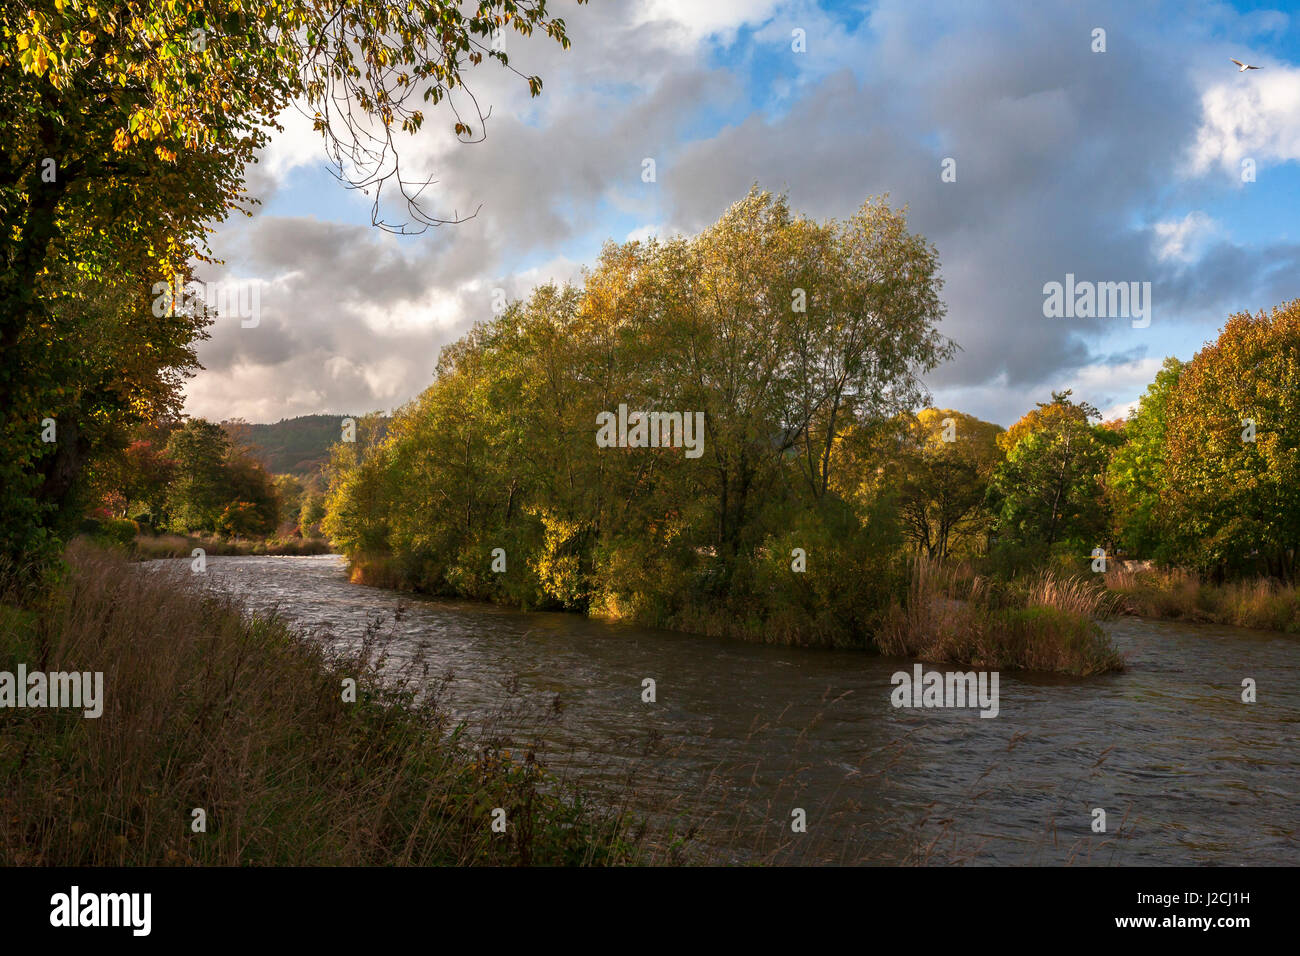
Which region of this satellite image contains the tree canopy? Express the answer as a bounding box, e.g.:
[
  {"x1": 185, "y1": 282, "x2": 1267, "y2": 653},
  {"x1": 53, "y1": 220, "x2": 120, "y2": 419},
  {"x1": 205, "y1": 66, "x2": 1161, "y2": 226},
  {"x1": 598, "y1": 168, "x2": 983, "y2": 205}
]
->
[
  {"x1": 323, "y1": 188, "x2": 951, "y2": 643},
  {"x1": 1164, "y1": 302, "x2": 1300, "y2": 579},
  {"x1": 0, "y1": 0, "x2": 585, "y2": 579}
]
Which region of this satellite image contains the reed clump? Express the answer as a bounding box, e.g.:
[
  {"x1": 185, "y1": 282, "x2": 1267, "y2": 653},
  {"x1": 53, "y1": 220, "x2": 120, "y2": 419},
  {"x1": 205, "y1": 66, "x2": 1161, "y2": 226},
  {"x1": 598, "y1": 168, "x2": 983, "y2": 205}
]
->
[
  {"x1": 1105, "y1": 566, "x2": 1300, "y2": 633},
  {"x1": 878, "y1": 559, "x2": 1124, "y2": 676}
]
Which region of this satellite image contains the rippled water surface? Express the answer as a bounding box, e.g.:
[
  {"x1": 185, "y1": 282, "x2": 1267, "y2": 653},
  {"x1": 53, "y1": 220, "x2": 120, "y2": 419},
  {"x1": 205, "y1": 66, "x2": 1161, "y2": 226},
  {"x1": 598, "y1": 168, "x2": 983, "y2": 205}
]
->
[{"x1": 165, "y1": 554, "x2": 1299, "y2": 865}]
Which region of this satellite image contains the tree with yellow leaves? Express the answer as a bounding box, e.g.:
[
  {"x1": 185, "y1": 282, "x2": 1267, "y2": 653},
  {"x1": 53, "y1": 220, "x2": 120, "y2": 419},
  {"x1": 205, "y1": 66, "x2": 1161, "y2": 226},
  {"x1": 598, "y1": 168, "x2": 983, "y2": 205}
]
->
[
  {"x1": 1164, "y1": 301, "x2": 1300, "y2": 581},
  {"x1": 0, "y1": 0, "x2": 586, "y2": 578}
]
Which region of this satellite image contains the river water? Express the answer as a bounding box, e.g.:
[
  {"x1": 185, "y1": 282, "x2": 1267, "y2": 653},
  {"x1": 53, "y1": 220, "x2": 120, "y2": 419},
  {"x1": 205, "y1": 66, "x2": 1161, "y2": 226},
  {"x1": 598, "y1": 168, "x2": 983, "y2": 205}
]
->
[{"x1": 171, "y1": 554, "x2": 1298, "y2": 865}]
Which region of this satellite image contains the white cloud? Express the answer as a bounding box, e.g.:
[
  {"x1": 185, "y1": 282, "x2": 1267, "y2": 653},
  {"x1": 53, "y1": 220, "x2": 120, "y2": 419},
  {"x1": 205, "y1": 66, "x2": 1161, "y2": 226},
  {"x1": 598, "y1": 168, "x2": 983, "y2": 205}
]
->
[
  {"x1": 635, "y1": 0, "x2": 785, "y2": 48},
  {"x1": 1071, "y1": 357, "x2": 1165, "y2": 421},
  {"x1": 1187, "y1": 63, "x2": 1300, "y2": 176},
  {"x1": 1152, "y1": 211, "x2": 1217, "y2": 263},
  {"x1": 929, "y1": 357, "x2": 1164, "y2": 427},
  {"x1": 183, "y1": 1, "x2": 1300, "y2": 430},
  {"x1": 260, "y1": 106, "x2": 327, "y2": 184},
  {"x1": 625, "y1": 224, "x2": 663, "y2": 243}
]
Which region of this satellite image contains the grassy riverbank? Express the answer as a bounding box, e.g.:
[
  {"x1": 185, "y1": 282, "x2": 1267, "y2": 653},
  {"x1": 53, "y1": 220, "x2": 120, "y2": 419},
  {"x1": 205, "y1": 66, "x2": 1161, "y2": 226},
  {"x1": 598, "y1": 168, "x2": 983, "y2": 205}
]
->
[
  {"x1": 0, "y1": 543, "x2": 637, "y2": 865},
  {"x1": 1105, "y1": 566, "x2": 1300, "y2": 633},
  {"x1": 79, "y1": 517, "x2": 333, "y2": 559},
  {"x1": 129, "y1": 532, "x2": 333, "y2": 559},
  {"x1": 349, "y1": 552, "x2": 1125, "y2": 675}
]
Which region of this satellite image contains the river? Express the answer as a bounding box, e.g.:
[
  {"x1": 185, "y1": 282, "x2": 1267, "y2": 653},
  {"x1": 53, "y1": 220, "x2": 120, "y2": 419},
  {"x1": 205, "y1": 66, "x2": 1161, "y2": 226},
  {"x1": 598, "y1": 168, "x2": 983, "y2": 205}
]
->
[{"x1": 170, "y1": 554, "x2": 1299, "y2": 865}]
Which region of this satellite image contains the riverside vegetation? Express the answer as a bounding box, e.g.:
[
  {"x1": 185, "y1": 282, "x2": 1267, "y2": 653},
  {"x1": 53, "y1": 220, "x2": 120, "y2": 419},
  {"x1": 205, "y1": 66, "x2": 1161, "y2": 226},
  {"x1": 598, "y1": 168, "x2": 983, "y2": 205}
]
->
[
  {"x1": 317, "y1": 190, "x2": 1300, "y2": 670},
  {"x1": 5, "y1": 0, "x2": 1293, "y2": 678},
  {"x1": 2, "y1": 0, "x2": 1295, "y2": 870},
  {"x1": 1104, "y1": 566, "x2": 1300, "y2": 633},
  {"x1": 0, "y1": 543, "x2": 641, "y2": 866}
]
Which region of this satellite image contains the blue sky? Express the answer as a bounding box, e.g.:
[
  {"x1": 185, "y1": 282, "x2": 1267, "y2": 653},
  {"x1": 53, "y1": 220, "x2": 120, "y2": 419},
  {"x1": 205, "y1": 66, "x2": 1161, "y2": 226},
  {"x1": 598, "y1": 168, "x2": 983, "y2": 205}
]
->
[{"x1": 192, "y1": 0, "x2": 1300, "y2": 427}]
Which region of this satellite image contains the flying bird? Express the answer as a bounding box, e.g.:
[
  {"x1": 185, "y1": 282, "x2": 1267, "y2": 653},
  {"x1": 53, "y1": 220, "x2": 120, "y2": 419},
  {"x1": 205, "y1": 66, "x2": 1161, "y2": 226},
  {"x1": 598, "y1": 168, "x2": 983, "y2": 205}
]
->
[{"x1": 1230, "y1": 58, "x2": 1261, "y2": 72}]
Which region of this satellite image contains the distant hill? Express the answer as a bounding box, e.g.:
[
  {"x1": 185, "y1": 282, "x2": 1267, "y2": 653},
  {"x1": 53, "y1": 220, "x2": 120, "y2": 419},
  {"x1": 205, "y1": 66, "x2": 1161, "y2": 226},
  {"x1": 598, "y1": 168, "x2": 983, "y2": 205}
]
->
[{"x1": 223, "y1": 415, "x2": 387, "y2": 477}]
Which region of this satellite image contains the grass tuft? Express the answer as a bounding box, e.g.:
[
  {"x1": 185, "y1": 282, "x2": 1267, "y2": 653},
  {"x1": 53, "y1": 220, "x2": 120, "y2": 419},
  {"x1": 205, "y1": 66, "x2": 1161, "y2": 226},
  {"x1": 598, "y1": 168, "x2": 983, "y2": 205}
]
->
[{"x1": 878, "y1": 559, "x2": 1124, "y2": 676}]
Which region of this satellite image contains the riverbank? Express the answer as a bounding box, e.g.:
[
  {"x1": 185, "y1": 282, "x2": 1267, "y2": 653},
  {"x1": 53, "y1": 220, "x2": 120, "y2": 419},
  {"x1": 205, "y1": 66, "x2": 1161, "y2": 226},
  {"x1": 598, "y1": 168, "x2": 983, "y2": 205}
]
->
[
  {"x1": 0, "y1": 543, "x2": 638, "y2": 865},
  {"x1": 1105, "y1": 566, "x2": 1300, "y2": 634},
  {"x1": 79, "y1": 517, "x2": 332, "y2": 559},
  {"x1": 347, "y1": 552, "x2": 1125, "y2": 675},
  {"x1": 130, "y1": 532, "x2": 333, "y2": 559}
]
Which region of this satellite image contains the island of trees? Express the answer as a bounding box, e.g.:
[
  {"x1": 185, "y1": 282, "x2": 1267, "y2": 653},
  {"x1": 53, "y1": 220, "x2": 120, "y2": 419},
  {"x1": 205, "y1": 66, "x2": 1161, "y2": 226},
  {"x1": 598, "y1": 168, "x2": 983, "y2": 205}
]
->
[{"x1": 317, "y1": 188, "x2": 1300, "y2": 672}]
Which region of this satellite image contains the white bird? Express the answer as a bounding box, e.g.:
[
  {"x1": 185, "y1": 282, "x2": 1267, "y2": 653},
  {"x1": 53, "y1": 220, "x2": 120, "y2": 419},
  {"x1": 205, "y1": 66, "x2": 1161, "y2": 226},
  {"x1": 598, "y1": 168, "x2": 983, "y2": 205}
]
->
[{"x1": 1230, "y1": 58, "x2": 1261, "y2": 72}]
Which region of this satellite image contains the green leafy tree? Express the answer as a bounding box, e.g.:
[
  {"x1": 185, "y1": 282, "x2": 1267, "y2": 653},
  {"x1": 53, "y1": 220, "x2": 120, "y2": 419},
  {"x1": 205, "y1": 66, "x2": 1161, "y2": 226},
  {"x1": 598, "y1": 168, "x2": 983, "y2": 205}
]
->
[
  {"x1": 1107, "y1": 357, "x2": 1185, "y2": 559},
  {"x1": 1164, "y1": 302, "x2": 1300, "y2": 580},
  {"x1": 989, "y1": 391, "x2": 1119, "y2": 552},
  {"x1": 1, "y1": 0, "x2": 587, "y2": 579},
  {"x1": 163, "y1": 418, "x2": 231, "y2": 532}
]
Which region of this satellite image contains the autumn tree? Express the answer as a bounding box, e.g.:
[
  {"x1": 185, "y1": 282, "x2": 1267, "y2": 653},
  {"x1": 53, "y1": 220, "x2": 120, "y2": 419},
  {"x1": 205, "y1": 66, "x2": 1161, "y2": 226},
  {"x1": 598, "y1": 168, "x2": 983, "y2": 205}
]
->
[
  {"x1": 886, "y1": 409, "x2": 1003, "y2": 560},
  {"x1": 0, "y1": 0, "x2": 586, "y2": 579},
  {"x1": 641, "y1": 188, "x2": 950, "y2": 569},
  {"x1": 989, "y1": 391, "x2": 1119, "y2": 551},
  {"x1": 1164, "y1": 302, "x2": 1300, "y2": 580},
  {"x1": 218, "y1": 500, "x2": 261, "y2": 538},
  {"x1": 322, "y1": 188, "x2": 951, "y2": 635},
  {"x1": 224, "y1": 452, "x2": 279, "y2": 534}
]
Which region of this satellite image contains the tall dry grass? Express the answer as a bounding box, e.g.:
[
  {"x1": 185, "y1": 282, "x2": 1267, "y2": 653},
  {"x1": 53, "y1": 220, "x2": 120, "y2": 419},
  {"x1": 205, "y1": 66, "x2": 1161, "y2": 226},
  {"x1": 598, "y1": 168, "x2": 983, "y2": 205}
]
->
[
  {"x1": 878, "y1": 559, "x2": 1124, "y2": 676},
  {"x1": 1105, "y1": 566, "x2": 1300, "y2": 633},
  {"x1": 1019, "y1": 571, "x2": 1122, "y2": 619},
  {"x1": 129, "y1": 533, "x2": 333, "y2": 560},
  {"x1": 0, "y1": 542, "x2": 636, "y2": 865}
]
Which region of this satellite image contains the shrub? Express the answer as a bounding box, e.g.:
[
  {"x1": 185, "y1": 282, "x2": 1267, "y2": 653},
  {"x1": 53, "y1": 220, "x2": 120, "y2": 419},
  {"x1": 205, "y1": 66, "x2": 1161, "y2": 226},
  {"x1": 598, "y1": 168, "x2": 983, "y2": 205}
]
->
[{"x1": 93, "y1": 517, "x2": 138, "y2": 549}]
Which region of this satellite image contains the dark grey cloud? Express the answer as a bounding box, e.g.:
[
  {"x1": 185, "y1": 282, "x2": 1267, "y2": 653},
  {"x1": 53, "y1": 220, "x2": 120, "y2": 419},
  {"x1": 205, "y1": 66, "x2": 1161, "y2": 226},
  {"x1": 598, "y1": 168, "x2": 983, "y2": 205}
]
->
[{"x1": 657, "y1": 0, "x2": 1236, "y2": 398}]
